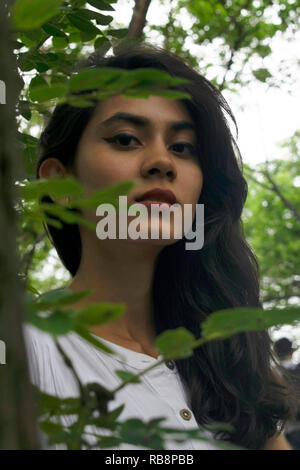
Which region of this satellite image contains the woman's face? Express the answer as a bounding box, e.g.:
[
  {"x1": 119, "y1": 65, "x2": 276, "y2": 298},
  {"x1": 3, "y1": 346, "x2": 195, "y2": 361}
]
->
[{"x1": 72, "y1": 94, "x2": 203, "y2": 246}]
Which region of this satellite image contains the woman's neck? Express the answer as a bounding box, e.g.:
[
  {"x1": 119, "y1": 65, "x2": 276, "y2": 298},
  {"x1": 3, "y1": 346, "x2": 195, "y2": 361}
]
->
[{"x1": 66, "y1": 235, "x2": 162, "y2": 351}]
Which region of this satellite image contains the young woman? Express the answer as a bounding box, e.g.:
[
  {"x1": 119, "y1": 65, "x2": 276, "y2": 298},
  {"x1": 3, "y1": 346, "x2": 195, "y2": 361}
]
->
[{"x1": 24, "y1": 41, "x2": 294, "y2": 450}]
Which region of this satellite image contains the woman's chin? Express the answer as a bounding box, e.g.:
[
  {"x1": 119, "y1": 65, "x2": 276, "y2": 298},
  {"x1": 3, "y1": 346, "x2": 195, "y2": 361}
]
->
[
  {"x1": 95, "y1": 214, "x2": 185, "y2": 246},
  {"x1": 127, "y1": 217, "x2": 184, "y2": 244}
]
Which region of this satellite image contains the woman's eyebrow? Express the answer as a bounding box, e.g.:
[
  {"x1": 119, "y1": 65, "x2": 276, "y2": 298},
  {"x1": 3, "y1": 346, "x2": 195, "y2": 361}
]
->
[{"x1": 98, "y1": 111, "x2": 196, "y2": 133}]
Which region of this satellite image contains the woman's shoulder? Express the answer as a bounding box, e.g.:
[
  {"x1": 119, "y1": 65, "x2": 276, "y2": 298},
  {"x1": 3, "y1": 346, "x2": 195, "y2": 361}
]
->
[
  {"x1": 23, "y1": 321, "x2": 59, "y2": 360},
  {"x1": 22, "y1": 322, "x2": 122, "y2": 395},
  {"x1": 22, "y1": 322, "x2": 79, "y2": 396}
]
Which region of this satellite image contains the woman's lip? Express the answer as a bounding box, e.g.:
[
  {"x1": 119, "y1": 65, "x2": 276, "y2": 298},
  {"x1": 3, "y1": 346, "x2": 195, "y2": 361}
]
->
[
  {"x1": 135, "y1": 188, "x2": 177, "y2": 205},
  {"x1": 134, "y1": 200, "x2": 172, "y2": 207}
]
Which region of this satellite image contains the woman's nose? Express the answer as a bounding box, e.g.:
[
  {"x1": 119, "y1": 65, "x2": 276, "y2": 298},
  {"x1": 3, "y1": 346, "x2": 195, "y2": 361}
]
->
[{"x1": 139, "y1": 140, "x2": 177, "y2": 181}]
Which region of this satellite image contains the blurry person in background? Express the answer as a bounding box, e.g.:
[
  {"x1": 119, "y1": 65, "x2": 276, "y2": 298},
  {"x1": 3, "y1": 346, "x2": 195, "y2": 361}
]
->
[{"x1": 274, "y1": 337, "x2": 300, "y2": 450}]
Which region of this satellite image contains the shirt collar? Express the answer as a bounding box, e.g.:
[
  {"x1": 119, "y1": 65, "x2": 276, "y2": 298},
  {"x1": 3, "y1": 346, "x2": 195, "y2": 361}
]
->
[{"x1": 88, "y1": 333, "x2": 165, "y2": 370}]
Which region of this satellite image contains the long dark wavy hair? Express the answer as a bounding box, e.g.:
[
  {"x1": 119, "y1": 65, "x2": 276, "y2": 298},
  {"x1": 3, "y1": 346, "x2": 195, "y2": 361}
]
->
[{"x1": 36, "y1": 41, "x2": 296, "y2": 449}]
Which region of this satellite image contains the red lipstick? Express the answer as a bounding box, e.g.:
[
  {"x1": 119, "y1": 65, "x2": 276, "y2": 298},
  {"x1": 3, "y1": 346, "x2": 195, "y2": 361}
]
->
[{"x1": 135, "y1": 188, "x2": 177, "y2": 206}]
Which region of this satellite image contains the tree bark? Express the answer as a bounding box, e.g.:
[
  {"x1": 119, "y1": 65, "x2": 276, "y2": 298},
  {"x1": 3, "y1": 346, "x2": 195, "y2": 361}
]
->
[
  {"x1": 127, "y1": 0, "x2": 152, "y2": 38},
  {"x1": 0, "y1": 1, "x2": 41, "y2": 449}
]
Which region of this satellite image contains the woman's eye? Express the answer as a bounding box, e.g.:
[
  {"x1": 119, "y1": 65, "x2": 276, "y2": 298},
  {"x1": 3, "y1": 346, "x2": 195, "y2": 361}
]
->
[
  {"x1": 104, "y1": 133, "x2": 139, "y2": 148},
  {"x1": 172, "y1": 142, "x2": 196, "y2": 156},
  {"x1": 104, "y1": 134, "x2": 196, "y2": 156}
]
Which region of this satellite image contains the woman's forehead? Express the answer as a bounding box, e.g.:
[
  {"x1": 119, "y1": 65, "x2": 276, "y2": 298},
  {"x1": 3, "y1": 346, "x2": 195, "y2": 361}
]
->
[{"x1": 92, "y1": 95, "x2": 194, "y2": 126}]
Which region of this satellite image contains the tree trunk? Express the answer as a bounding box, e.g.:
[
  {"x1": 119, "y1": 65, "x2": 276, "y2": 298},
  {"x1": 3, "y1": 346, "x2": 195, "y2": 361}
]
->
[
  {"x1": 0, "y1": 1, "x2": 41, "y2": 449},
  {"x1": 128, "y1": 0, "x2": 152, "y2": 38}
]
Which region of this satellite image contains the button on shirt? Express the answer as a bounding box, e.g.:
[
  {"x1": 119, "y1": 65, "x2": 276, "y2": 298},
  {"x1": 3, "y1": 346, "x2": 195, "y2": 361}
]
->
[
  {"x1": 165, "y1": 360, "x2": 175, "y2": 370},
  {"x1": 23, "y1": 322, "x2": 218, "y2": 450}
]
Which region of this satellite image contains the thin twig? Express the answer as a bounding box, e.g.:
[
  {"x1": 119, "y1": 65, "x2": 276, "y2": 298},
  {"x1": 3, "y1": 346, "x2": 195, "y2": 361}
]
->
[
  {"x1": 53, "y1": 338, "x2": 85, "y2": 399},
  {"x1": 262, "y1": 170, "x2": 300, "y2": 223},
  {"x1": 22, "y1": 232, "x2": 46, "y2": 277}
]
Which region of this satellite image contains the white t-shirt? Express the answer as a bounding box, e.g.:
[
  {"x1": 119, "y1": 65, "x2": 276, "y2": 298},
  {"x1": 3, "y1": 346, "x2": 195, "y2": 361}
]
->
[{"x1": 23, "y1": 322, "x2": 219, "y2": 450}]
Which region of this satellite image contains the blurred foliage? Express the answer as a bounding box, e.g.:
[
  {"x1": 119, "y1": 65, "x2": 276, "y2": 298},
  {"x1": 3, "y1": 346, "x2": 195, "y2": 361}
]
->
[
  {"x1": 243, "y1": 131, "x2": 300, "y2": 307},
  {"x1": 150, "y1": 0, "x2": 300, "y2": 91}
]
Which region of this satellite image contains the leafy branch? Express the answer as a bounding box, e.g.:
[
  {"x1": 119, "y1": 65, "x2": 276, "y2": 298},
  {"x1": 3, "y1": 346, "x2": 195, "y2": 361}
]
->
[{"x1": 244, "y1": 164, "x2": 300, "y2": 223}]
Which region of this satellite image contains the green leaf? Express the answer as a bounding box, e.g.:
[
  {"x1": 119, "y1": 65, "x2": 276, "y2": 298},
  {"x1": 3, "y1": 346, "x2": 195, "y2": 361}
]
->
[
  {"x1": 122, "y1": 88, "x2": 191, "y2": 100},
  {"x1": 133, "y1": 69, "x2": 189, "y2": 87},
  {"x1": 87, "y1": 404, "x2": 125, "y2": 429},
  {"x1": 65, "y1": 96, "x2": 96, "y2": 108},
  {"x1": 119, "y1": 89, "x2": 154, "y2": 99},
  {"x1": 87, "y1": 0, "x2": 115, "y2": 11},
  {"x1": 93, "y1": 13, "x2": 113, "y2": 25},
  {"x1": 47, "y1": 429, "x2": 81, "y2": 445},
  {"x1": 23, "y1": 145, "x2": 38, "y2": 177},
  {"x1": 44, "y1": 52, "x2": 60, "y2": 66},
  {"x1": 40, "y1": 420, "x2": 65, "y2": 435},
  {"x1": 73, "y1": 324, "x2": 116, "y2": 354},
  {"x1": 42, "y1": 23, "x2": 67, "y2": 38},
  {"x1": 22, "y1": 198, "x2": 97, "y2": 232},
  {"x1": 21, "y1": 205, "x2": 51, "y2": 227},
  {"x1": 35, "y1": 287, "x2": 94, "y2": 310},
  {"x1": 67, "y1": 12, "x2": 100, "y2": 35},
  {"x1": 21, "y1": 177, "x2": 84, "y2": 201},
  {"x1": 73, "y1": 302, "x2": 125, "y2": 326},
  {"x1": 94, "y1": 36, "x2": 111, "y2": 53},
  {"x1": 53, "y1": 36, "x2": 69, "y2": 49},
  {"x1": 19, "y1": 29, "x2": 46, "y2": 47},
  {"x1": 115, "y1": 370, "x2": 140, "y2": 383},
  {"x1": 119, "y1": 419, "x2": 149, "y2": 445},
  {"x1": 69, "y1": 67, "x2": 124, "y2": 92},
  {"x1": 252, "y1": 68, "x2": 272, "y2": 83},
  {"x1": 94, "y1": 36, "x2": 111, "y2": 55},
  {"x1": 26, "y1": 283, "x2": 40, "y2": 296},
  {"x1": 18, "y1": 131, "x2": 39, "y2": 147},
  {"x1": 155, "y1": 328, "x2": 196, "y2": 359},
  {"x1": 87, "y1": 405, "x2": 124, "y2": 432},
  {"x1": 201, "y1": 307, "x2": 300, "y2": 341},
  {"x1": 254, "y1": 44, "x2": 272, "y2": 58},
  {"x1": 68, "y1": 31, "x2": 82, "y2": 43},
  {"x1": 50, "y1": 74, "x2": 69, "y2": 87},
  {"x1": 44, "y1": 216, "x2": 63, "y2": 229},
  {"x1": 95, "y1": 436, "x2": 122, "y2": 448},
  {"x1": 18, "y1": 54, "x2": 35, "y2": 72},
  {"x1": 68, "y1": 67, "x2": 189, "y2": 95},
  {"x1": 106, "y1": 28, "x2": 128, "y2": 38},
  {"x1": 29, "y1": 309, "x2": 76, "y2": 335},
  {"x1": 107, "y1": 404, "x2": 124, "y2": 421},
  {"x1": 29, "y1": 75, "x2": 48, "y2": 91},
  {"x1": 107, "y1": 69, "x2": 189, "y2": 92},
  {"x1": 79, "y1": 30, "x2": 98, "y2": 42},
  {"x1": 18, "y1": 100, "x2": 32, "y2": 120},
  {"x1": 78, "y1": 8, "x2": 113, "y2": 25},
  {"x1": 36, "y1": 63, "x2": 50, "y2": 73},
  {"x1": 71, "y1": 179, "x2": 136, "y2": 209},
  {"x1": 36, "y1": 388, "x2": 80, "y2": 417},
  {"x1": 29, "y1": 84, "x2": 67, "y2": 102},
  {"x1": 40, "y1": 203, "x2": 97, "y2": 230},
  {"x1": 12, "y1": 0, "x2": 64, "y2": 30}
]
